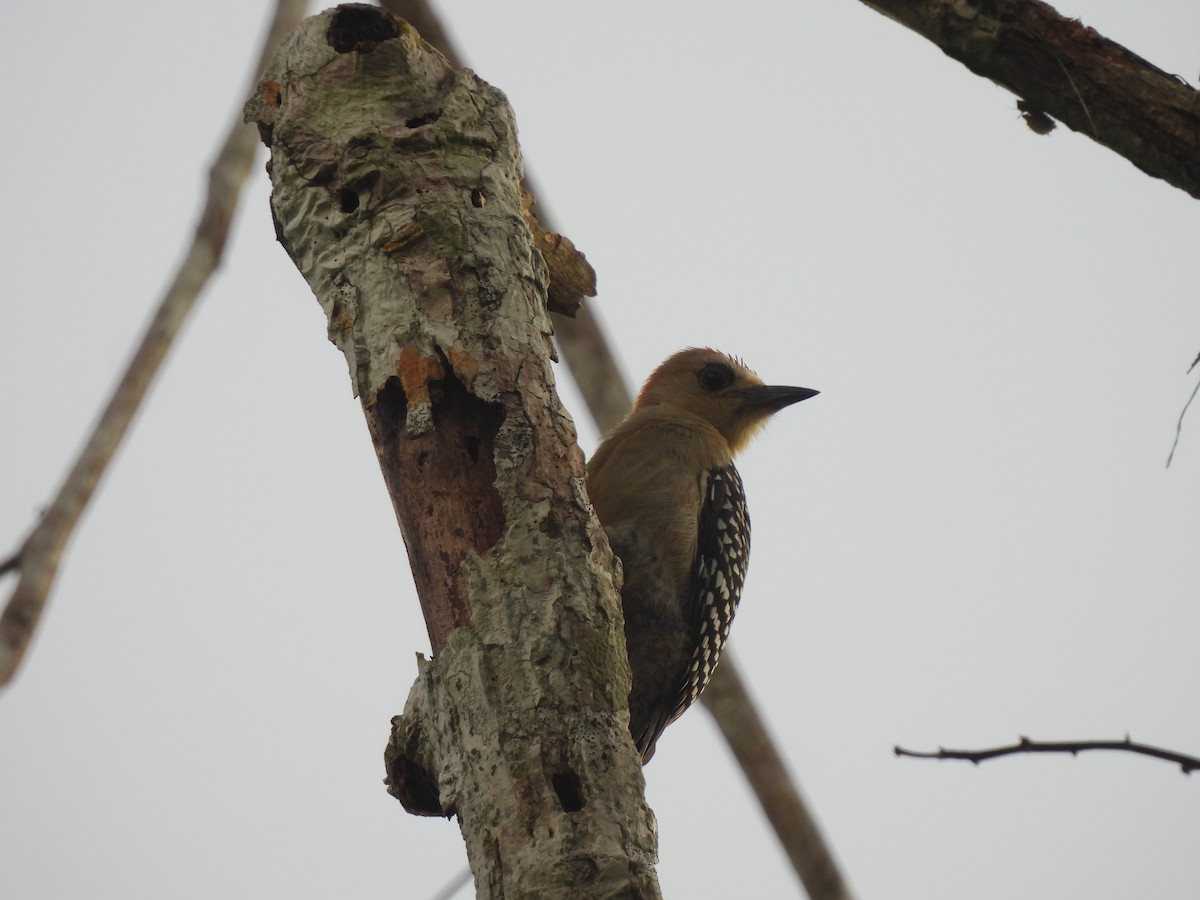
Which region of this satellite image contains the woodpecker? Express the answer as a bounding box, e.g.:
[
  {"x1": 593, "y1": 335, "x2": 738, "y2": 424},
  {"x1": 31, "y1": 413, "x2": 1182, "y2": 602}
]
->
[{"x1": 586, "y1": 348, "x2": 818, "y2": 762}]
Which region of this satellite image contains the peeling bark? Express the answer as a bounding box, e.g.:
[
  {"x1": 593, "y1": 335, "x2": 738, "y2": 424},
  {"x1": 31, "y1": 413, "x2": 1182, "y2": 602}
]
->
[{"x1": 246, "y1": 5, "x2": 661, "y2": 896}]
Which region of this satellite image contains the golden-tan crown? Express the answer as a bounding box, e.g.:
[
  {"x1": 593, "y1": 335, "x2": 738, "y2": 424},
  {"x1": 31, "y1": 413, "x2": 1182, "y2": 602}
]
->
[{"x1": 632, "y1": 348, "x2": 816, "y2": 455}]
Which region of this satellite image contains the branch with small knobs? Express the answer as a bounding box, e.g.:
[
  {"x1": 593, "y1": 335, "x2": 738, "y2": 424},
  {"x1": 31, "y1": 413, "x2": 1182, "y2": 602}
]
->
[{"x1": 895, "y1": 735, "x2": 1200, "y2": 775}]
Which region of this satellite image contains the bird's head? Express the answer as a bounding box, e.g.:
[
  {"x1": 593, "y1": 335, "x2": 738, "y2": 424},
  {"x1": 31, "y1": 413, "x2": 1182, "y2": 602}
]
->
[{"x1": 633, "y1": 348, "x2": 818, "y2": 454}]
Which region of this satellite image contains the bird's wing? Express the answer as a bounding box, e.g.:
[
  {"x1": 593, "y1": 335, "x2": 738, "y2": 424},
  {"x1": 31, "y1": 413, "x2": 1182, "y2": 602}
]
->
[{"x1": 672, "y1": 463, "x2": 750, "y2": 723}]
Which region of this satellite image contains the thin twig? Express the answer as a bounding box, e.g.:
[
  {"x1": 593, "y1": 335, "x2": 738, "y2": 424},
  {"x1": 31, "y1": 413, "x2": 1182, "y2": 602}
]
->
[
  {"x1": 1167, "y1": 352, "x2": 1200, "y2": 467},
  {"x1": 895, "y1": 735, "x2": 1200, "y2": 774},
  {"x1": 1166, "y1": 374, "x2": 1200, "y2": 467},
  {"x1": 0, "y1": 0, "x2": 309, "y2": 690}
]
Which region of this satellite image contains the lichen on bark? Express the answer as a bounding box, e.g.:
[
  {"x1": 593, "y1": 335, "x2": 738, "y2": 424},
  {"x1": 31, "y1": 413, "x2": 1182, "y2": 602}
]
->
[{"x1": 245, "y1": 5, "x2": 661, "y2": 897}]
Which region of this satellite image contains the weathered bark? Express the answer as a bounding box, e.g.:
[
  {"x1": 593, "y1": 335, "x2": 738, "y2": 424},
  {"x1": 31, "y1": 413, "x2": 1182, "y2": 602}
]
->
[
  {"x1": 246, "y1": 5, "x2": 660, "y2": 897},
  {"x1": 859, "y1": 0, "x2": 1200, "y2": 199}
]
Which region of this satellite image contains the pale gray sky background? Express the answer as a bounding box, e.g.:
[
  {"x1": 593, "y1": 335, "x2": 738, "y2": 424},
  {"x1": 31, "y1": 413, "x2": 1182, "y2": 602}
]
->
[{"x1": 3, "y1": 2, "x2": 1200, "y2": 898}]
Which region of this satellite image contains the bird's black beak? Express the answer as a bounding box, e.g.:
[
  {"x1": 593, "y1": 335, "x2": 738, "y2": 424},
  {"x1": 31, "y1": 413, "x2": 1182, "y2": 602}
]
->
[{"x1": 737, "y1": 384, "x2": 820, "y2": 413}]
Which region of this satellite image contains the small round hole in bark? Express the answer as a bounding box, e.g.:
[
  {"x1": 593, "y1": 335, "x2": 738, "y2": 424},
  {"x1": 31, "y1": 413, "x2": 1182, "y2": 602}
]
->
[{"x1": 338, "y1": 188, "x2": 360, "y2": 213}]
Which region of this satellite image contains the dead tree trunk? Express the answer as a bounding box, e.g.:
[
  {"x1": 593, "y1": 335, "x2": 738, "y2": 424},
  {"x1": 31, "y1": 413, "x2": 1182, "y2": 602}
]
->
[{"x1": 246, "y1": 6, "x2": 661, "y2": 897}]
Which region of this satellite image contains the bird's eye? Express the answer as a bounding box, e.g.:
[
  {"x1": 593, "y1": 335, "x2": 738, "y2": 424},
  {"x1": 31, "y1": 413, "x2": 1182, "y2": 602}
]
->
[{"x1": 696, "y1": 363, "x2": 735, "y2": 393}]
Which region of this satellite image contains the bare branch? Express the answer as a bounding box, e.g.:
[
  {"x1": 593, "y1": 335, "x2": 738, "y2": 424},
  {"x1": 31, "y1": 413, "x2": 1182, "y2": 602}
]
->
[
  {"x1": 704, "y1": 656, "x2": 853, "y2": 900},
  {"x1": 1167, "y1": 372, "x2": 1200, "y2": 467},
  {"x1": 0, "y1": 0, "x2": 309, "y2": 691},
  {"x1": 895, "y1": 735, "x2": 1200, "y2": 774},
  {"x1": 858, "y1": 0, "x2": 1200, "y2": 199}
]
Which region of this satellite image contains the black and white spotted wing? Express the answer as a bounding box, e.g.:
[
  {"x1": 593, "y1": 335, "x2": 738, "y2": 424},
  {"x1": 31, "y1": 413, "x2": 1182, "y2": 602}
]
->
[{"x1": 673, "y1": 464, "x2": 750, "y2": 721}]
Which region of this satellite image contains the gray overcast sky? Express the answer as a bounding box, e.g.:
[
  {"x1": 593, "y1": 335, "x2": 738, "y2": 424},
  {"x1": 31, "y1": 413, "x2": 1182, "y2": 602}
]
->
[{"x1": 3, "y1": 2, "x2": 1199, "y2": 898}]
